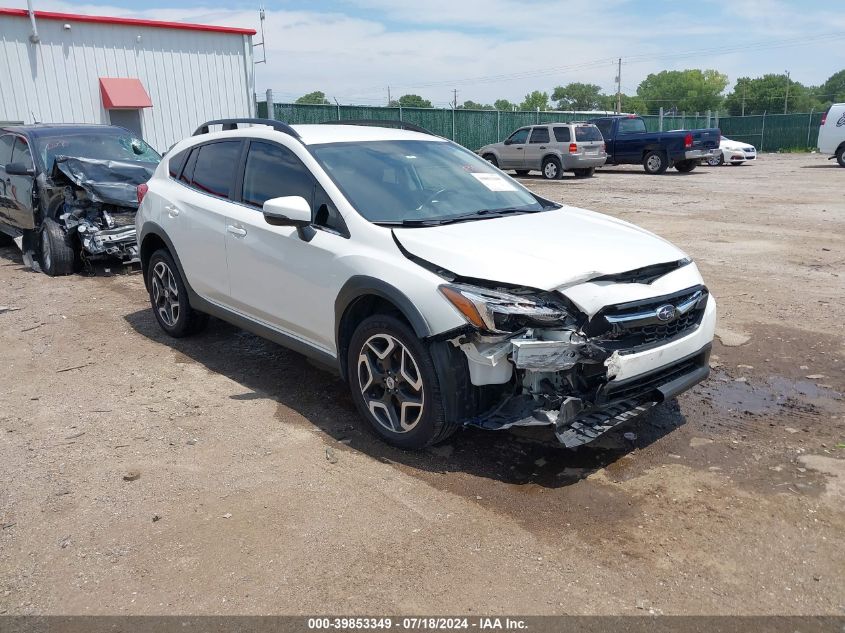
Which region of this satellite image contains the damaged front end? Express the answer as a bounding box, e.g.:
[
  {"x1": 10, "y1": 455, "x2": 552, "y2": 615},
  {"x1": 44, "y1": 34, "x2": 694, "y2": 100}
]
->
[
  {"x1": 439, "y1": 281, "x2": 711, "y2": 448},
  {"x1": 50, "y1": 156, "x2": 155, "y2": 264}
]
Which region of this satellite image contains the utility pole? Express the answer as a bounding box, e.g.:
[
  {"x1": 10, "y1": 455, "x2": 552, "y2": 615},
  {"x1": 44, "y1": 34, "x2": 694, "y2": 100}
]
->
[
  {"x1": 784, "y1": 70, "x2": 790, "y2": 114},
  {"x1": 741, "y1": 84, "x2": 746, "y2": 117},
  {"x1": 387, "y1": 86, "x2": 391, "y2": 107},
  {"x1": 615, "y1": 58, "x2": 622, "y2": 114},
  {"x1": 452, "y1": 88, "x2": 459, "y2": 109}
]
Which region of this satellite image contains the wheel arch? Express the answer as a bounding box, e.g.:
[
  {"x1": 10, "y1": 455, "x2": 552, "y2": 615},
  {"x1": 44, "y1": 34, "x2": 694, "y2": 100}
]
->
[
  {"x1": 139, "y1": 222, "x2": 188, "y2": 292},
  {"x1": 335, "y1": 277, "x2": 433, "y2": 381}
]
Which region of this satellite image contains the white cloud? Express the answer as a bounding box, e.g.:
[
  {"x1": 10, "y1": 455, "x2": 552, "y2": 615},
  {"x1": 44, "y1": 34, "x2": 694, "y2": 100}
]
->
[{"x1": 20, "y1": 0, "x2": 844, "y2": 106}]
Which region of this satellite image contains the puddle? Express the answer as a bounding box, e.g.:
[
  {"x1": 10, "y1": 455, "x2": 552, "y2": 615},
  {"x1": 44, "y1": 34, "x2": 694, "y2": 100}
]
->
[{"x1": 700, "y1": 371, "x2": 842, "y2": 415}]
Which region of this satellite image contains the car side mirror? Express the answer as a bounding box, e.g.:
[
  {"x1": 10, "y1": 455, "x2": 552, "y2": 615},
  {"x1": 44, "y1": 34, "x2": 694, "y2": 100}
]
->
[
  {"x1": 503, "y1": 139, "x2": 512, "y2": 145},
  {"x1": 263, "y1": 196, "x2": 311, "y2": 227},
  {"x1": 5, "y1": 162, "x2": 35, "y2": 177}
]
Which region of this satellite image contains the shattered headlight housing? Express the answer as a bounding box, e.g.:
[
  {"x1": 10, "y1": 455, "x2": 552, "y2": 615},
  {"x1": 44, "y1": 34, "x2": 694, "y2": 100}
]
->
[{"x1": 439, "y1": 283, "x2": 571, "y2": 333}]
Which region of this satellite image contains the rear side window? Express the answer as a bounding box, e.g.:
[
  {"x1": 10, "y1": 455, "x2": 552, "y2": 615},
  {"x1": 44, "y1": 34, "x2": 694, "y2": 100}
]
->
[
  {"x1": 529, "y1": 127, "x2": 550, "y2": 144},
  {"x1": 574, "y1": 126, "x2": 603, "y2": 142},
  {"x1": 168, "y1": 149, "x2": 190, "y2": 179},
  {"x1": 190, "y1": 141, "x2": 241, "y2": 198},
  {"x1": 241, "y1": 141, "x2": 314, "y2": 208},
  {"x1": 553, "y1": 127, "x2": 571, "y2": 142}
]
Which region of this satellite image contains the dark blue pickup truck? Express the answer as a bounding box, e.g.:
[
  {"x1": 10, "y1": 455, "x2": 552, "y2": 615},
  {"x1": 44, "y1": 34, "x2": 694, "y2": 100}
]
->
[{"x1": 589, "y1": 115, "x2": 720, "y2": 174}]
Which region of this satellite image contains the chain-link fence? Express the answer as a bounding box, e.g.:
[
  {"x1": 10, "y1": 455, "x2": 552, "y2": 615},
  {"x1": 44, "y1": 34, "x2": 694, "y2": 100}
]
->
[{"x1": 257, "y1": 99, "x2": 825, "y2": 153}]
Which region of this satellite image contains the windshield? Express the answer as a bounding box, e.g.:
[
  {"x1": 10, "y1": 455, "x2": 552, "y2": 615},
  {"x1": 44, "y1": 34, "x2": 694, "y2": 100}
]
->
[
  {"x1": 34, "y1": 130, "x2": 161, "y2": 172},
  {"x1": 310, "y1": 140, "x2": 552, "y2": 225}
]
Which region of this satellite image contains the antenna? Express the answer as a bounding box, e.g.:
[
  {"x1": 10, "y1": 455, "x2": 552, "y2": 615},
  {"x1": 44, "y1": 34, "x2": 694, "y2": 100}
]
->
[{"x1": 253, "y1": 6, "x2": 267, "y2": 64}]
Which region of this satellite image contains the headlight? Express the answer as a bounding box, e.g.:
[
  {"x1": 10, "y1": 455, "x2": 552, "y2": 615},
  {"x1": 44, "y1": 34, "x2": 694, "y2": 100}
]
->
[{"x1": 439, "y1": 283, "x2": 569, "y2": 333}]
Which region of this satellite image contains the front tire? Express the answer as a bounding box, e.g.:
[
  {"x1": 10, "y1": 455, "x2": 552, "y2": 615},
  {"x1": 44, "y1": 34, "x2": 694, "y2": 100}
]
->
[
  {"x1": 674, "y1": 159, "x2": 697, "y2": 173},
  {"x1": 542, "y1": 156, "x2": 563, "y2": 180},
  {"x1": 643, "y1": 150, "x2": 668, "y2": 174},
  {"x1": 40, "y1": 218, "x2": 75, "y2": 276},
  {"x1": 573, "y1": 167, "x2": 595, "y2": 178},
  {"x1": 146, "y1": 249, "x2": 208, "y2": 337},
  {"x1": 348, "y1": 314, "x2": 454, "y2": 449},
  {"x1": 483, "y1": 154, "x2": 498, "y2": 168},
  {"x1": 707, "y1": 153, "x2": 724, "y2": 166},
  {"x1": 835, "y1": 146, "x2": 845, "y2": 167}
]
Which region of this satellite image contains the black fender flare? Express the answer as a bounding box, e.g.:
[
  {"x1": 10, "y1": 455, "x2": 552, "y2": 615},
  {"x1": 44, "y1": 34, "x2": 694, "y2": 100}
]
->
[
  {"x1": 138, "y1": 221, "x2": 191, "y2": 292},
  {"x1": 335, "y1": 276, "x2": 433, "y2": 379}
]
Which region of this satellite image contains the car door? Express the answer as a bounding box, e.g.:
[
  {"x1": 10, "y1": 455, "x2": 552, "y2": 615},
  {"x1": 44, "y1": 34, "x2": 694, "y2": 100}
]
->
[
  {"x1": 498, "y1": 128, "x2": 529, "y2": 168},
  {"x1": 613, "y1": 117, "x2": 649, "y2": 163},
  {"x1": 524, "y1": 126, "x2": 550, "y2": 170},
  {"x1": 164, "y1": 140, "x2": 241, "y2": 304},
  {"x1": 223, "y1": 139, "x2": 348, "y2": 352},
  {"x1": 0, "y1": 134, "x2": 16, "y2": 229},
  {"x1": 7, "y1": 136, "x2": 36, "y2": 230}
]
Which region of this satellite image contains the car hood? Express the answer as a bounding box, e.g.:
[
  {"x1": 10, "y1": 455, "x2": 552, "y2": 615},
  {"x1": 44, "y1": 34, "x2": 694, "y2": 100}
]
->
[
  {"x1": 392, "y1": 206, "x2": 687, "y2": 290},
  {"x1": 51, "y1": 156, "x2": 157, "y2": 208}
]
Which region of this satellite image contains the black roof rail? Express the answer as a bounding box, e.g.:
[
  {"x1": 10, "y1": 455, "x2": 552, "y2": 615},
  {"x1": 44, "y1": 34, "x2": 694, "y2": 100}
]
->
[
  {"x1": 321, "y1": 119, "x2": 436, "y2": 136},
  {"x1": 193, "y1": 118, "x2": 300, "y2": 139}
]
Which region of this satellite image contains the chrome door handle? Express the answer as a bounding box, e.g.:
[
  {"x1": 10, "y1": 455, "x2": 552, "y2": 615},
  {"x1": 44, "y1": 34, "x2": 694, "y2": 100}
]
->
[
  {"x1": 539, "y1": 146, "x2": 547, "y2": 149},
  {"x1": 226, "y1": 225, "x2": 247, "y2": 237},
  {"x1": 165, "y1": 205, "x2": 179, "y2": 218}
]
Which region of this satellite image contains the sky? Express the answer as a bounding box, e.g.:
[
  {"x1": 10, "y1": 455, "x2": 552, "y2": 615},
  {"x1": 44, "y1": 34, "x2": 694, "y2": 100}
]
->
[{"x1": 14, "y1": 0, "x2": 845, "y2": 107}]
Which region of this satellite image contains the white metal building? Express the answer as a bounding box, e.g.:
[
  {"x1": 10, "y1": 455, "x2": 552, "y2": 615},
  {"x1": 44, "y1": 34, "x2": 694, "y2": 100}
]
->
[{"x1": 0, "y1": 8, "x2": 256, "y2": 151}]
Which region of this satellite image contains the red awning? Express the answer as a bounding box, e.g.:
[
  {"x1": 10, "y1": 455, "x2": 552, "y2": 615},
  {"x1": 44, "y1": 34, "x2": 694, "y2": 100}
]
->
[{"x1": 99, "y1": 78, "x2": 153, "y2": 109}]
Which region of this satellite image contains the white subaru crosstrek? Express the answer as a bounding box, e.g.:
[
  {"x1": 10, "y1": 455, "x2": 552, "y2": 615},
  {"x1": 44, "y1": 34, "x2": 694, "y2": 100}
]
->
[{"x1": 136, "y1": 118, "x2": 716, "y2": 449}]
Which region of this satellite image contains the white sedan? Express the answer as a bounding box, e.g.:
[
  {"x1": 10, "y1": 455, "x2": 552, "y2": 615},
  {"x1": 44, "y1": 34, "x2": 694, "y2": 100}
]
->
[{"x1": 707, "y1": 136, "x2": 757, "y2": 166}]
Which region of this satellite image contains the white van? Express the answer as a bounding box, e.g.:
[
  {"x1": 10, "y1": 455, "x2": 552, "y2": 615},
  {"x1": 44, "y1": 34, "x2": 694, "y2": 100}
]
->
[{"x1": 818, "y1": 103, "x2": 845, "y2": 166}]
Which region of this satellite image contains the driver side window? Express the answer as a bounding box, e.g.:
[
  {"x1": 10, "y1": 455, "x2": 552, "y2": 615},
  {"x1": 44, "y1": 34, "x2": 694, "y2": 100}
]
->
[
  {"x1": 12, "y1": 138, "x2": 33, "y2": 170},
  {"x1": 0, "y1": 135, "x2": 15, "y2": 167},
  {"x1": 507, "y1": 128, "x2": 529, "y2": 144}
]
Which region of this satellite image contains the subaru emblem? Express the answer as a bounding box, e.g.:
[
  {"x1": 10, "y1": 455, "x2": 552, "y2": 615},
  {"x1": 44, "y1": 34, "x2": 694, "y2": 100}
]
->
[{"x1": 656, "y1": 304, "x2": 675, "y2": 322}]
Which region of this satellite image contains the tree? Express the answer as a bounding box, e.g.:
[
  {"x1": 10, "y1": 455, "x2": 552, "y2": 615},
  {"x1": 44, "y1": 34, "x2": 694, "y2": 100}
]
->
[
  {"x1": 494, "y1": 99, "x2": 516, "y2": 111},
  {"x1": 389, "y1": 94, "x2": 433, "y2": 108},
  {"x1": 818, "y1": 69, "x2": 845, "y2": 108},
  {"x1": 597, "y1": 93, "x2": 647, "y2": 114},
  {"x1": 551, "y1": 83, "x2": 603, "y2": 111},
  {"x1": 457, "y1": 100, "x2": 494, "y2": 110},
  {"x1": 519, "y1": 91, "x2": 550, "y2": 111},
  {"x1": 636, "y1": 69, "x2": 728, "y2": 115},
  {"x1": 724, "y1": 74, "x2": 818, "y2": 115},
  {"x1": 295, "y1": 91, "x2": 331, "y2": 105}
]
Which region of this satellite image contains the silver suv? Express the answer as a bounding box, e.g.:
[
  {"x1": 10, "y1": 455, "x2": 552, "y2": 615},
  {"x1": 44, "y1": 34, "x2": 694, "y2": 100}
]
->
[{"x1": 477, "y1": 122, "x2": 607, "y2": 179}]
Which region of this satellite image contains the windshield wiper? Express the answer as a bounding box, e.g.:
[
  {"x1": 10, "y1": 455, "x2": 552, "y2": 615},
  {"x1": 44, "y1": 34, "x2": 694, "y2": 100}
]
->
[{"x1": 376, "y1": 207, "x2": 548, "y2": 228}]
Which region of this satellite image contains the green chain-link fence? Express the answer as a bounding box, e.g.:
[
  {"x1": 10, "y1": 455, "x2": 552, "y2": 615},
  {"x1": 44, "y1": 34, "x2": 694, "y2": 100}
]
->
[{"x1": 257, "y1": 100, "x2": 825, "y2": 153}]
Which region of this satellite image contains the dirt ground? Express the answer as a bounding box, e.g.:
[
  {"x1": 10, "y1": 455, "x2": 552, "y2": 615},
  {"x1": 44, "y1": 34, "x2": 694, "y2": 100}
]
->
[{"x1": 0, "y1": 154, "x2": 843, "y2": 616}]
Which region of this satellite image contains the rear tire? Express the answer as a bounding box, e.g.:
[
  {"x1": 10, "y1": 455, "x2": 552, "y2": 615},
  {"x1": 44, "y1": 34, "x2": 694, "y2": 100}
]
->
[
  {"x1": 674, "y1": 160, "x2": 697, "y2": 173},
  {"x1": 573, "y1": 167, "x2": 595, "y2": 178},
  {"x1": 483, "y1": 154, "x2": 498, "y2": 167},
  {"x1": 836, "y1": 146, "x2": 845, "y2": 167},
  {"x1": 542, "y1": 156, "x2": 563, "y2": 180},
  {"x1": 40, "y1": 218, "x2": 75, "y2": 276},
  {"x1": 146, "y1": 248, "x2": 208, "y2": 338},
  {"x1": 643, "y1": 150, "x2": 668, "y2": 174},
  {"x1": 347, "y1": 314, "x2": 454, "y2": 449},
  {"x1": 514, "y1": 169, "x2": 530, "y2": 177}
]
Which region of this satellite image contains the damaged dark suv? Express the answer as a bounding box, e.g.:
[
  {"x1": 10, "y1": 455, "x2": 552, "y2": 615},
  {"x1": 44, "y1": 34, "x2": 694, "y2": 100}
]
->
[{"x1": 0, "y1": 125, "x2": 160, "y2": 275}]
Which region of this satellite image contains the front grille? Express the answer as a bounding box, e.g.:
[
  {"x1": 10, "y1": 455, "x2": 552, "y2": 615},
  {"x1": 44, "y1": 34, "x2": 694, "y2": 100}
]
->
[{"x1": 585, "y1": 285, "x2": 707, "y2": 351}]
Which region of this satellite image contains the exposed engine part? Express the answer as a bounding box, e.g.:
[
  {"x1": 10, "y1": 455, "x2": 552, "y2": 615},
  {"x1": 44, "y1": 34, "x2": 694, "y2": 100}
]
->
[{"x1": 60, "y1": 187, "x2": 138, "y2": 261}]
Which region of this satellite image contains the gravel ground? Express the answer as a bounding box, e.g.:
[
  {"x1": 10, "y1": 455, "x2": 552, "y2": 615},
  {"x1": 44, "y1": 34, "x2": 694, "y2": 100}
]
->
[{"x1": 0, "y1": 153, "x2": 843, "y2": 615}]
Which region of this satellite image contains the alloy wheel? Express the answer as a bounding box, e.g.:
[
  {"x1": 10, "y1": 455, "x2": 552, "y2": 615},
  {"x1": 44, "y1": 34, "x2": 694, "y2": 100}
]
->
[
  {"x1": 151, "y1": 261, "x2": 180, "y2": 327},
  {"x1": 357, "y1": 333, "x2": 425, "y2": 434}
]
